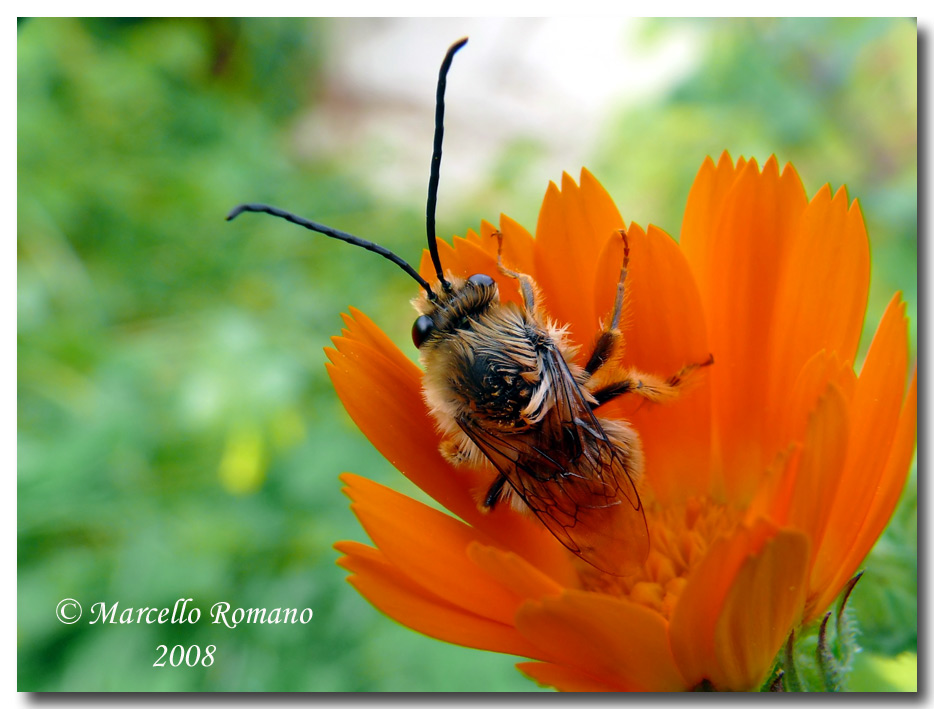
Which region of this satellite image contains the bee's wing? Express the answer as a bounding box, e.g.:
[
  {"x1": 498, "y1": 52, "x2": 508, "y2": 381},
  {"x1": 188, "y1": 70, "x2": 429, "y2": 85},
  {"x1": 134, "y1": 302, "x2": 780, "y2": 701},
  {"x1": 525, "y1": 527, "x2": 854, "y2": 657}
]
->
[{"x1": 457, "y1": 346, "x2": 648, "y2": 575}]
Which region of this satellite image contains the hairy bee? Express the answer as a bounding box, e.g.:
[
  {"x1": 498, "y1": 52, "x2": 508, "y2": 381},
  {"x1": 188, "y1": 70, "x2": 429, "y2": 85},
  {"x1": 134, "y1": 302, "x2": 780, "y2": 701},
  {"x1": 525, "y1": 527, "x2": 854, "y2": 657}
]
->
[{"x1": 228, "y1": 38, "x2": 709, "y2": 575}]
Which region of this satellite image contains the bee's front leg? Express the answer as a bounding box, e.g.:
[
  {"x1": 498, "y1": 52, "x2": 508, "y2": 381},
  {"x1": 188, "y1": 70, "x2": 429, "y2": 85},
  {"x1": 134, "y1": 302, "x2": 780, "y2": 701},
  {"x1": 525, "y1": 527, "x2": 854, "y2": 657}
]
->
[
  {"x1": 440, "y1": 433, "x2": 485, "y2": 467},
  {"x1": 438, "y1": 433, "x2": 505, "y2": 504},
  {"x1": 441, "y1": 436, "x2": 510, "y2": 511}
]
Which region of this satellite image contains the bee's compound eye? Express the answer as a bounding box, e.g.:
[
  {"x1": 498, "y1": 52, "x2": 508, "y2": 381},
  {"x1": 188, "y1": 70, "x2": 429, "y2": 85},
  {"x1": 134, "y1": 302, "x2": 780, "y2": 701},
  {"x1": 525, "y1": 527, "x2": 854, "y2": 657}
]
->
[
  {"x1": 412, "y1": 315, "x2": 435, "y2": 348},
  {"x1": 467, "y1": 273, "x2": 496, "y2": 288}
]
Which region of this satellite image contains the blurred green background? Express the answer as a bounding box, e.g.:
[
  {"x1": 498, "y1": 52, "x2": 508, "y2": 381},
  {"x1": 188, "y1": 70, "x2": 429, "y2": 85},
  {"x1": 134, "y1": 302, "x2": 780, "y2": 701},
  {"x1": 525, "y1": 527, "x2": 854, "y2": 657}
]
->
[{"x1": 18, "y1": 18, "x2": 916, "y2": 692}]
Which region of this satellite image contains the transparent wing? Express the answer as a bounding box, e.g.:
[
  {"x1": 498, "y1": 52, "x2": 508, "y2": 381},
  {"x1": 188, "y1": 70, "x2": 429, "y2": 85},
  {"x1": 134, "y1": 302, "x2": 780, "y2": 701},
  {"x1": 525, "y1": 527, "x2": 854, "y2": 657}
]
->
[{"x1": 457, "y1": 346, "x2": 648, "y2": 575}]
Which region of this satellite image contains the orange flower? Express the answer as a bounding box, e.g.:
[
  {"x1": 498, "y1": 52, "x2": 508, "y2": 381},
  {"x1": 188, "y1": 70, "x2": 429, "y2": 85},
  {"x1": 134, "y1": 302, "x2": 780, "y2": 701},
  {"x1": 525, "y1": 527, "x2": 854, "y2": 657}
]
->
[{"x1": 327, "y1": 153, "x2": 916, "y2": 692}]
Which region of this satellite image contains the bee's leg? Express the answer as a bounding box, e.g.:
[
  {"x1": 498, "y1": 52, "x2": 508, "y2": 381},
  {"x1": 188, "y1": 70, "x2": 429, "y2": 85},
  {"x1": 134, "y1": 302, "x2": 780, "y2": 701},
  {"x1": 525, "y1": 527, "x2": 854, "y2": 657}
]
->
[
  {"x1": 585, "y1": 228, "x2": 712, "y2": 401},
  {"x1": 585, "y1": 332, "x2": 620, "y2": 376},
  {"x1": 590, "y1": 355, "x2": 714, "y2": 407},
  {"x1": 440, "y1": 435, "x2": 482, "y2": 467},
  {"x1": 493, "y1": 230, "x2": 538, "y2": 310},
  {"x1": 585, "y1": 229, "x2": 630, "y2": 375},
  {"x1": 483, "y1": 473, "x2": 508, "y2": 510},
  {"x1": 441, "y1": 435, "x2": 509, "y2": 512}
]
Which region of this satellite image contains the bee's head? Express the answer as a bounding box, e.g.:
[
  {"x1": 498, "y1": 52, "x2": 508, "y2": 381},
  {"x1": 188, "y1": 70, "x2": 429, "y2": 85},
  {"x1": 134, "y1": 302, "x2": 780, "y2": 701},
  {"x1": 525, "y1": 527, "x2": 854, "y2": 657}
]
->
[{"x1": 411, "y1": 273, "x2": 498, "y2": 348}]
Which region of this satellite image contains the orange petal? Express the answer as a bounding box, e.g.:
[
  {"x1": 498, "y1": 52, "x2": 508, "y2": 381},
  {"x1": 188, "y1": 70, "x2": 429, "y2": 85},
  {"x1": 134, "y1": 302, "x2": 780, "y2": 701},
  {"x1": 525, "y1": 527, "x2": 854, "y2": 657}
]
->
[
  {"x1": 517, "y1": 661, "x2": 620, "y2": 692},
  {"x1": 751, "y1": 353, "x2": 854, "y2": 531},
  {"x1": 808, "y1": 294, "x2": 910, "y2": 618},
  {"x1": 580, "y1": 167, "x2": 625, "y2": 246},
  {"x1": 711, "y1": 530, "x2": 809, "y2": 690},
  {"x1": 679, "y1": 151, "x2": 747, "y2": 303},
  {"x1": 337, "y1": 306, "x2": 422, "y2": 376},
  {"x1": 466, "y1": 542, "x2": 570, "y2": 600},
  {"x1": 497, "y1": 214, "x2": 537, "y2": 273},
  {"x1": 782, "y1": 383, "x2": 850, "y2": 558},
  {"x1": 810, "y1": 365, "x2": 916, "y2": 620},
  {"x1": 533, "y1": 173, "x2": 624, "y2": 348},
  {"x1": 335, "y1": 540, "x2": 541, "y2": 658},
  {"x1": 669, "y1": 518, "x2": 777, "y2": 687},
  {"x1": 691, "y1": 157, "x2": 809, "y2": 503},
  {"x1": 748, "y1": 348, "x2": 857, "y2": 527},
  {"x1": 343, "y1": 473, "x2": 527, "y2": 625},
  {"x1": 325, "y1": 328, "x2": 482, "y2": 523},
  {"x1": 745, "y1": 444, "x2": 798, "y2": 527},
  {"x1": 835, "y1": 365, "x2": 916, "y2": 575},
  {"x1": 765, "y1": 186, "x2": 870, "y2": 453},
  {"x1": 532, "y1": 178, "x2": 589, "y2": 337},
  {"x1": 592, "y1": 223, "x2": 712, "y2": 502},
  {"x1": 516, "y1": 590, "x2": 687, "y2": 691},
  {"x1": 772, "y1": 349, "x2": 857, "y2": 455}
]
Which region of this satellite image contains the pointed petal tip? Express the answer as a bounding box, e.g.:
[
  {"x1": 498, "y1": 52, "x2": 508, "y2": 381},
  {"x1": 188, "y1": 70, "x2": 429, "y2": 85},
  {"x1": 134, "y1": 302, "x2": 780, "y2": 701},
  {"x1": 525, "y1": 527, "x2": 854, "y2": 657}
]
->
[
  {"x1": 779, "y1": 159, "x2": 802, "y2": 180},
  {"x1": 741, "y1": 155, "x2": 761, "y2": 174},
  {"x1": 848, "y1": 196, "x2": 864, "y2": 218},
  {"x1": 332, "y1": 539, "x2": 355, "y2": 555},
  {"x1": 560, "y1": 171, "x2": 581, "y2": 192}
]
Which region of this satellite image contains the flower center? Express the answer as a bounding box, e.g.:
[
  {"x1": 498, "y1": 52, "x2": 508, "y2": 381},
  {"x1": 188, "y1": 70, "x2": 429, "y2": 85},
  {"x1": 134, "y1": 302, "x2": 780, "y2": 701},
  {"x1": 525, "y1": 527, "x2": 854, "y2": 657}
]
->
[{"x1": 579, "y1": 497, "x2": 740, "y2": 619}]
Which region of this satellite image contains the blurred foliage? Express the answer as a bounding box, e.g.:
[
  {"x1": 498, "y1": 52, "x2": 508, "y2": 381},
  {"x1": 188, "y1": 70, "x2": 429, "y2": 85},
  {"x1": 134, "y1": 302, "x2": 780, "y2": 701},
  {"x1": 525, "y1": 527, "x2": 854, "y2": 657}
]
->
[
  {"x1": 18, "y1": 17, "x2": 915, "y2": 692},
  {"x1": 849, "y1": 652, "x2": 918, "y2": 692}
]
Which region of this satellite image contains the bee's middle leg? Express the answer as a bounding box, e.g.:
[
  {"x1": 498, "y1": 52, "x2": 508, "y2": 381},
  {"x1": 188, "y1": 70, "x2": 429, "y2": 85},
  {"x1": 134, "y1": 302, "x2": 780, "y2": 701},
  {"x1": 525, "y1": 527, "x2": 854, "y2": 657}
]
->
[
  {"x1": 584, "y1": 228, "x2": 712, "y2": 406},
  {"x1": 588, "y1": 357, "x2": 714, "y2": 407},
  {"x1": 584, "y1": 229, "x2": 630, "y2": 376}
]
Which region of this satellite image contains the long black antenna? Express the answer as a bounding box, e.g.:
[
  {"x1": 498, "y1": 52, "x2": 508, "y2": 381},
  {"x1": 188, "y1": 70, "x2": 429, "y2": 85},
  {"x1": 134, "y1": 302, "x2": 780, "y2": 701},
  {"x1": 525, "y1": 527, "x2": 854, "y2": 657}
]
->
[
  {"x1": 227, "y1": 39, "x2": 470, "y2": 301},
  {"x1": 426, "y1": 37, "x2": 468, "y2": 292},
  {"x1": 226, "y1": 203, "x2": 436, "y2": 297}
]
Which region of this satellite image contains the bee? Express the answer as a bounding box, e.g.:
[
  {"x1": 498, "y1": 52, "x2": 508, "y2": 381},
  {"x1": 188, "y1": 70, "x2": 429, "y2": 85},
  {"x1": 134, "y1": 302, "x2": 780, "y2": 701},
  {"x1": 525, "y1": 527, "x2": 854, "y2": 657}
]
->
[{"x1": 228, "y1": 38, "x2": 710, "y2": 575}]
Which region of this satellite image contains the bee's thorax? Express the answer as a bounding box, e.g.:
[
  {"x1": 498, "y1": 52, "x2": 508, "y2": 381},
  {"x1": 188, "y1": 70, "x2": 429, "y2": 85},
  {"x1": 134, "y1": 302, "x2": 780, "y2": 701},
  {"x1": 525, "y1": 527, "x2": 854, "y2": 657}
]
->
[{"x1": 418, "y1": 290, "x2": 559, "y2": 435}]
